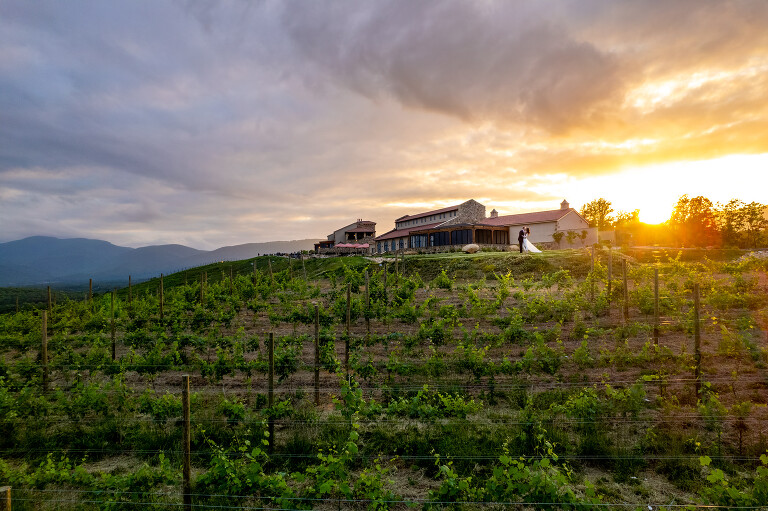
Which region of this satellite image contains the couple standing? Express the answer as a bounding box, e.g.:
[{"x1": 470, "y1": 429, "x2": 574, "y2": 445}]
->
[{"x1": 517, "y1": 227, "x2": 541, "y2": 254}]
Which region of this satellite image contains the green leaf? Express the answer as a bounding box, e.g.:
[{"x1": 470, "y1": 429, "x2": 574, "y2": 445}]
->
[{"x1": 699, "y1": 455, "x2": 712, "y2": 467}]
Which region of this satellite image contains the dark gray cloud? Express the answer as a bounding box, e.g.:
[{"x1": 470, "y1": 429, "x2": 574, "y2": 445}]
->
[
  {"x1": 280, "y1": 1, "x2": 625, "y2": 133},
  {"x1": 1, "y1": 1, "x2": 767, "y2": 247}
]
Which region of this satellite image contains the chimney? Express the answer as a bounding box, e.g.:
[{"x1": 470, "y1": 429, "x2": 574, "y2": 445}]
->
[
  {"x1": 560, "y1": 199, "x2": 569, "y2": 210},
  {"x1": 490, "y1": 209, "x2": 498, "y2": 218}
]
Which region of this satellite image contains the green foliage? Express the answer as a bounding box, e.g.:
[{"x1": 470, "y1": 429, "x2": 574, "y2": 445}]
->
[
  {"x1": 196, "y1": 429, "x2": 297, "y2": 507},
  {"x1": 699, "y1": 453, "x2": 768, "y2": 507},
  {"x1": 1, "y1": 249, "x2": 766, "y2": 509},
  {"x1": 417, "y1": 318, "x2": 452, "y2": 346},
  {"x1": 572, "y1": 340, "x2": 594, "y2": 368},
  {"x1": 138, "y1": 390, "x2": 182, "y2": 423},
  {"x1": 432, "y1": 269, "x2": 454, "y2": 290},
  {"x1": 428, "y1": 435, "x2": 600, "y2": 509},
  {"x1": 384, "y1": 385, "x2": 481, "y2": 419},
  {"x1": 518, "y1": 336, "x2": 564, "y2": 375}
]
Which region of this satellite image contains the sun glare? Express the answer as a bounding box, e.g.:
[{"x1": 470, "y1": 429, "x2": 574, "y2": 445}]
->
[{"x1": 541, "y1": 153, "x2": 768, "y2": 225}]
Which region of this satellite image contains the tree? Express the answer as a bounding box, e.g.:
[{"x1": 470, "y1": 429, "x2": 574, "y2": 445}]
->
[
  {"x1": 668, "y1": 195, "x2": 718, "y2": 247},
  {"x1": 717, "y1": 199, "x2": 745, "y2": 247},
  {"x1": 614, "y1": 209, "x2": 640, "y2": 228},
  {"x1": 614, "y1": 209, "x2": 640, "y2": 246},
  {"x1": 741, "y1": 202, "x2": 768, "y2": 248},
  {"x1": 716, "y1": 199, "x2": 767, "y2": 248},
  {"x1": 580, "y1": 199, "x2": 614, "y2": 230}
]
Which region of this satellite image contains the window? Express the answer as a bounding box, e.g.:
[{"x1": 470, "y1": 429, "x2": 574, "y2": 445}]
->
[
  {"x1": 451, "y1": 229, "x2": 471, "y2": 245},
  {"x1": 476, "y1": 229, "x2": 492, "y2": 244},
  {"x1": 377, "y1": 242, "x2": 382, "y2": 253},
  {"x1": 399, "y1": 239, "x2": 405, "y2": 250},
  {"x1": 384, "y1": 241, "x2": 389, "y2": 252},
  {"x1": 410, "y1": 234, "x2": 428, "y2": 248},
  {"x1": 431, "y1": 231, "x2": 450, "y2": 246}
]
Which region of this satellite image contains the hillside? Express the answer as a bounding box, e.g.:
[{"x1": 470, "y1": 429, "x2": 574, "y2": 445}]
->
[
  {"x1": 1, "y1": 247, "x2": 766, "y2": 509},
  {"x1": 0, "y1": 236, "x2": 319, "y2": 287}
]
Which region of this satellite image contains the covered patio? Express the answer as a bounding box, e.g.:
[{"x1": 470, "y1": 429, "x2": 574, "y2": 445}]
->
[{"x1": 409, "y1": 223, "x2": 509, "y2": 248}]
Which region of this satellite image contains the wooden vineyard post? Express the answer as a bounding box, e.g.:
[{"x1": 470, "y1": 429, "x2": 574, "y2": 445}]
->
[
  {"x1": 288, "y1": 257, "x2": 293, "y2": 280},
  {"x1": 182, "y1": 374, "x2": 191, "y2": 511},
  {"x1": 395, "y1": 251, "x2": 399, "y2": 283},
  {"x1": 229, "y1": 266, "x2": 234, "y2": 295},
  {"x1": 111, "y1": 290, "x2": 116, "y2": 361},
  {"x1": 607, "y1": 246, "x2": 612, "y2": 314},
  {"x1": 622, "y1": 259, "x2": 629, "y2": 323},
  {"x1": 159, "y1": 274, "x2": 164, "y2": 322},
  {"x1": 301, "y1": 254, "x2": 308, "y2": 282},
  {"x1": 268, "y1": 259, "x2": 274, "y2": 285},
  {"x1": 590, "y1": 246, "x2": 595, "y2": 302},
  {"x1": 314, "y1": 304, "x2": 320, "y2": 406},
  {"x1": 199, "y1": 274, "x2": 204, "y2": 303},
  {"x1": 654, "y1": 269, "x2": 660, "y2": 345},
  {"x1": 693, "y1": 283, "x2": 701, "y2": 399},
  {"x1": 47, "y1": 286, "x2": 52, "y2": 318},
  {"x1": 345, "y1": 283, "x2": 351, "y2": 373},
  {"x1": 0, "y1": 486, "x2": 9, "y2": 511},
  {"x1": 365, "y1": 270, "x2": 370, "y2": 336},
  {"x1": 42, "y1": 311, "x2": 48, "y2": 393},
  {"x1": 268, "y1": 333, "x2": 275, "y2": 454}
]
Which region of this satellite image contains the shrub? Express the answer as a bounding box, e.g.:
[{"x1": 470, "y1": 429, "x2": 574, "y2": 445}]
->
[{"x1": 432, "y1": 270, "x2": 453, "y2": 290}]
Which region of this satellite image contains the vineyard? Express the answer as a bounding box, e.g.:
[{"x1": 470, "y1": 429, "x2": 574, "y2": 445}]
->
[{"x1": 1, "y1": 248, "x2": 768, "y2": 510}]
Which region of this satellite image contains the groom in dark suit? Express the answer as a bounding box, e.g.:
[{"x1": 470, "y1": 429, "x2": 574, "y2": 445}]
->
[{"x1": 518, "y1": 227, "x2": 526, "y2": 253}]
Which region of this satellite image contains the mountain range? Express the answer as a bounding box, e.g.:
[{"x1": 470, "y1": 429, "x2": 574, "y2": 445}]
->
[{"x1": 0, "y1": 236, "x2": 318, "y2": 288}]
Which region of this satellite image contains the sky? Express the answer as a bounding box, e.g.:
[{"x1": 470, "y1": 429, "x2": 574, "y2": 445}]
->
[{"x1": 1, "y1": 0, "x2": 767, "y2": 249}]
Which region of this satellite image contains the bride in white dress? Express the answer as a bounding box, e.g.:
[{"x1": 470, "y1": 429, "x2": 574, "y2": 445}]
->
[{"x1": 522, "y1": 228, "x2": 541, "y2": 253}]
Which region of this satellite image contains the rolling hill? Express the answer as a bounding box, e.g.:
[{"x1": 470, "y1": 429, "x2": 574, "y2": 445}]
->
[{"x1": 0, "y1": 236, "x2": 318, "y2": 287}]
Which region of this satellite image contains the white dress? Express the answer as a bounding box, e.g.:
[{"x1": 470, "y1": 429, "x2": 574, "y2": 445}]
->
[{"x1": 522, "y1": 235, "x2": 541, "y2": 253}]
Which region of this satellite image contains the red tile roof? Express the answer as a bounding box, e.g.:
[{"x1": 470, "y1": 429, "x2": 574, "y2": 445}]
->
[
  {"x1": 375, "y1": 222, "x2": 442, "y2": 241},
  {"x1": 483, "y1": 208, "x2": 577, "y2": 226},
  {"x1": 395, "y1": 205, "x2": 460, "y2": 223},
  {"x1": 346, "y1": 226, "x2": 376, "y2": 233}
]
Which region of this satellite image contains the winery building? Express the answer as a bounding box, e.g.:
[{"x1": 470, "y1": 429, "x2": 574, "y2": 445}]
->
[
  {"x1": 315, "y1": 220, "x2": 376, "y2": 253},
  {"x1": 374, "y1": 199, "x2": 596, "y2": 253},
  {"x1": 374, "y1": 199, "x2": 510, "y2": 253},
  {"x1": 483, "y1": 200, "x2": 596, "y2": 248}
]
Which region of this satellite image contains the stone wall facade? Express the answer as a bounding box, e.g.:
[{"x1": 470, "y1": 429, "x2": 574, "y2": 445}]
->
[{"x1": 440, "y1": 199, "x2": 486, "y2": 227}]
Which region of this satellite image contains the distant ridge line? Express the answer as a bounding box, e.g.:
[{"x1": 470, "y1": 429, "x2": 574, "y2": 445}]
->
[{"x1": 0, "y1": 236, "x2": 319, "y2": 287}]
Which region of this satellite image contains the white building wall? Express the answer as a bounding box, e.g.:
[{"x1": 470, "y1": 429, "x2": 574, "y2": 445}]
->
[
  {"x1": 508, "y1": 222, "x2": 558, "y2": 244},
  {"x1": 332, "y1": 223, "x2": 356, "y2": 244},
  {"x1": 508, "y1": 222, "x2": 598, "y2": 248},
  {"x1": 556, "y1": 211, "x2": 589, "y2": 230}
]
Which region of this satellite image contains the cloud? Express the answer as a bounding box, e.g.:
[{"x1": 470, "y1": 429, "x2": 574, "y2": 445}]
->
[
  {"x1": 1, "y1": 1, "x2": 767, "y2": 248},
  {"x1": 279, "y1": 1, "x2": 627, "y2": 133}
]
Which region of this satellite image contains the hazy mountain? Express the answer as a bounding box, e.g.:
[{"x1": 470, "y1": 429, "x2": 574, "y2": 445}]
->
[{"x1": 0, "y1": 236, "x2": 318, "y2": 287}]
